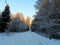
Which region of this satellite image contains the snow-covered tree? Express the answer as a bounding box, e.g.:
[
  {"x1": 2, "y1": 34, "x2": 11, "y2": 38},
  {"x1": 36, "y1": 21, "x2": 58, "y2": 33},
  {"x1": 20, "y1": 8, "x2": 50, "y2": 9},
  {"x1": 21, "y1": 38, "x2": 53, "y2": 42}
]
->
[
  {"x1": 16, "y1": 12, "x2": 25, "y2": 23},
  {"x1": 9, "y1": 13, "x2": 29, "y2": 32},
  {"x1": 31, "y1": 0, "x2": 60, "y2": 39},
  {"x1": 0, "y1": 5, "x2": 11, "y2": 32}
]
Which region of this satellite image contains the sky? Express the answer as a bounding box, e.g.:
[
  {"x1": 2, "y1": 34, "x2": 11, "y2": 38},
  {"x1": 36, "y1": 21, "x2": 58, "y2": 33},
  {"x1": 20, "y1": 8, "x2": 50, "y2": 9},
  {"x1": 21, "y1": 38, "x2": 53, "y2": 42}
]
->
[{"x1": 0, "y1": 0, "x2": 36, "y2": 19}]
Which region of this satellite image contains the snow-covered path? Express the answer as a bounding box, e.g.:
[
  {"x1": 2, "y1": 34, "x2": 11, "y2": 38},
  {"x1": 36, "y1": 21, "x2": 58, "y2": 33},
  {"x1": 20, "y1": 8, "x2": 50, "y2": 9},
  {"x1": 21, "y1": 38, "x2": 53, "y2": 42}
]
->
[{"x1": 0, "y1": 32, "x2": 60, "y2": 45}]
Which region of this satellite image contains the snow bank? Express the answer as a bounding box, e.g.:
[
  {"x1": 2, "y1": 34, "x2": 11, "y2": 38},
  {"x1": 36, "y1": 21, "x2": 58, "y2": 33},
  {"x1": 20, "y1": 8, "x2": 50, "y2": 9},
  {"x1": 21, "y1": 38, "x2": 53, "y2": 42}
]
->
[{"x1": 0, "y1": 32, "x2": 60, "y2": 45}]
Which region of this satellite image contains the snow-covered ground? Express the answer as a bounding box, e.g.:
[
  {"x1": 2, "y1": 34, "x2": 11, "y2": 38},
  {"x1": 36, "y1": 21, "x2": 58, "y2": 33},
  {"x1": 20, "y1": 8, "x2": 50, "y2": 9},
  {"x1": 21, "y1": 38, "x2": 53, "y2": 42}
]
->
[{"x1": 0, "y1": 31, "x2": 60, "y2": 45}]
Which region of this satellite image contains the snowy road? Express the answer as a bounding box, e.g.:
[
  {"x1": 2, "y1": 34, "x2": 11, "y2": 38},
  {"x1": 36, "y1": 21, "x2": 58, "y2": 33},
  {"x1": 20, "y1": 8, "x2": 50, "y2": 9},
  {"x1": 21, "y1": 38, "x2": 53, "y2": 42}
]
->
[{"x1": 0, "y1": 32, "x2": 60, "y2": 45}]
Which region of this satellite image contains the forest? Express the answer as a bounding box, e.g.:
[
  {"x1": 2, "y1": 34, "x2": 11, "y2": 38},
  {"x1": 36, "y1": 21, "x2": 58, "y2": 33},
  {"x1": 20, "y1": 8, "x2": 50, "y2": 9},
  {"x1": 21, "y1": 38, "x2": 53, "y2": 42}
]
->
[{"x1": 0, "y1": 0, "x2": 60, "y2": 40}]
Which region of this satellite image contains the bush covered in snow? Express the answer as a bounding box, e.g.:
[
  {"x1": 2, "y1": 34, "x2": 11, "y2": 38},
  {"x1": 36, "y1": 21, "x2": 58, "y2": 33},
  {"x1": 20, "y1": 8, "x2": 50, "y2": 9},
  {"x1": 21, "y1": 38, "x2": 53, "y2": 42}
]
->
[{"x1": 9, "y1": 19, "x2": 29, "y2": 32}]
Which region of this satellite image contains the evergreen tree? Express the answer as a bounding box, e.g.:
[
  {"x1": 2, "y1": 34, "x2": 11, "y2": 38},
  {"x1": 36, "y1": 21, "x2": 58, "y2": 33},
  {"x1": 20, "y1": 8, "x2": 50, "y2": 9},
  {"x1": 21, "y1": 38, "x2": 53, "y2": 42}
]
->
[
  {"x1": 0, "y1": 5, "x2": 11, "y2": 32},
  {"x1": 31, "y1": 0, "x2": 60, "y2": 39}
]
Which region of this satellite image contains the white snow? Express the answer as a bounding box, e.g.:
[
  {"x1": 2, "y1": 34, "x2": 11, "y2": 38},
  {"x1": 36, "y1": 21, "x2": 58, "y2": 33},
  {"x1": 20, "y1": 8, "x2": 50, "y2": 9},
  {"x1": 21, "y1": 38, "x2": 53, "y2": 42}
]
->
[{"x1": 0, "y1": 32, "x2": 60, "y2": 45}]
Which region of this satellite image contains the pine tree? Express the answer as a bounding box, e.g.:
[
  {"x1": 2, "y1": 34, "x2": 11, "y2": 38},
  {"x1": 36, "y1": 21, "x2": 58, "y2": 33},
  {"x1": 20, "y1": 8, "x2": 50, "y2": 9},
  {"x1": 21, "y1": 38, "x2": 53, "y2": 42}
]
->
[
  {"x1": 0, "y1": 5, "x2": 11, "y2": 32},
  {"x1": 31, "y1": 0, "x2": 50, "y2": 32},
  {"x1": 31, "y1": 0, "x2": 60, "y2": 39}
]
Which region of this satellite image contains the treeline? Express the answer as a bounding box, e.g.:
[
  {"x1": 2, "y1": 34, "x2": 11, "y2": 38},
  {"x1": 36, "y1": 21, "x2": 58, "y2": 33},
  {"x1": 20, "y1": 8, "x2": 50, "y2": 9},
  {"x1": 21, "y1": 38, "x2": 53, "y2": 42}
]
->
[
  {"x1": 0, "y1": 5, "x2": 31, "y2": 32},
  {"x1": 9, "y1": 12, "x2": 31, "y2": 32},
  {"x1": 31, "y1": 0, "x2": 60, "y2": 39}
]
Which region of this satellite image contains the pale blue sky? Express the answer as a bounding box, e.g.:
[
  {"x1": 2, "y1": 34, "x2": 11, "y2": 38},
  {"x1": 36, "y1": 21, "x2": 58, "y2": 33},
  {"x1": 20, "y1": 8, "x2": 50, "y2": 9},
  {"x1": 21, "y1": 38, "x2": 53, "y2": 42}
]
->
[{"x1": 0, "y1": 0, "x2": 36, "y2": 19}]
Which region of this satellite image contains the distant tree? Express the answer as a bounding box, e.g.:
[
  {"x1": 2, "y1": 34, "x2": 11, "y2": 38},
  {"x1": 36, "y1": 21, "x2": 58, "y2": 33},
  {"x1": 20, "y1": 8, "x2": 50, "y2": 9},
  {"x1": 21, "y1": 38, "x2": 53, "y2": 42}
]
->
[
  {"x1": 11, "y1": 14, "x2": 16, "y2": 20},
  {"x1": 9, "y1": 17, "x2": 29, "y2": 32},
  {"x1": 9, "y1": 13, "x2": 29, "y2": 32},
  {"x1": 16, "y1": 12, "x2": 25, "y2": 23},
  {"x1": 31, "y1": 19, "x2": 35, "y2": 26},
  {"x1": 25, "y1": 16, "x2": 30, "y2": 26}
]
